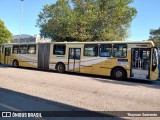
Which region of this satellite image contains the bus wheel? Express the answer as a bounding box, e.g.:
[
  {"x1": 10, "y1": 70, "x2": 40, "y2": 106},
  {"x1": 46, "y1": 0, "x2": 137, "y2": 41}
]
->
[
  {"x1": 56, "y1": 63, "x2": 65, "y2": 73},
  {"x1": 13, "y1": 60, "x2": 19, "y2": 67},
  {"x1": 112, "y1": 68, "x2": 126, "y2": 80}
]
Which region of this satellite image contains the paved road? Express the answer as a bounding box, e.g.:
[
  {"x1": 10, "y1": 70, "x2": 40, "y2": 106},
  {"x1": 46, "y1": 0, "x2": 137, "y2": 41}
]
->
[{"x1": 0, "y1": 65, "x2": 160, "y2": 119}]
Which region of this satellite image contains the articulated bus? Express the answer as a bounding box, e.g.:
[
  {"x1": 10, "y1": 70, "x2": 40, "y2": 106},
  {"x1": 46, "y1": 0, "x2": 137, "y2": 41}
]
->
[{"x1": 0, "y1": 41, "x2": 159, "y2": 80}]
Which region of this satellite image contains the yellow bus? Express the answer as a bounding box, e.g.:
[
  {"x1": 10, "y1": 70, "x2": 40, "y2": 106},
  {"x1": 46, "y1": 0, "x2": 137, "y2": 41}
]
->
[{"x1": 0, "y1": 41, "x2": 159, "y2": 80}]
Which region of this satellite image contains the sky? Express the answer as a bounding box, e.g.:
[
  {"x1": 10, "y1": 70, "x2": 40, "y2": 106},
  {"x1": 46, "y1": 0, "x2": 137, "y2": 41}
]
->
[{"x1": 0, "y1": 0, "x2": 160, "y2": 41}]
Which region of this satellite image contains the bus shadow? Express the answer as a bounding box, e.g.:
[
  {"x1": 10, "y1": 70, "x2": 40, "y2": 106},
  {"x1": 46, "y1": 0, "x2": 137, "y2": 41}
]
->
[
  {"x1": 3, "y1": 65, "x2": 160, "y2": 89},
  {"x1": 66, "y1": 72, "x2": 160, "y2": 89},
  {"x1": 93, "y1": 77, "x2": 160, "y2": 88},
  {"x1": 0, "y1": 87, "x2": 124, "y2": 120},
  {"x1": 0, "y1": 64, "x2": 10, "y2": 68},
  {"x1": 53, "y1": 70, "x2": 160, "y2": 89}
]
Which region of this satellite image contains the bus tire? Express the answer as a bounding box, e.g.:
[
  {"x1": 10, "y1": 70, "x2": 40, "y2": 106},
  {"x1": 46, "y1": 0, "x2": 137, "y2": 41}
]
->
[
  {"x1": 13, "y1": 60, "x2": 19, "y2": 67},
  {"x1": 56, "y1": 63, "x2": 65, "y2": 73},
  {"x1": 111, "y1": 67, "x2": 126, "y2": 80}
]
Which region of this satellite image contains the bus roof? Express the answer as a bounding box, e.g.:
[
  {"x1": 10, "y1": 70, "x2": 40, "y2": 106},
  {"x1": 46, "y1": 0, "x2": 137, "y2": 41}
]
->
[{"x1": 1, "y1": 40, "x2": 155, "y2": 46}]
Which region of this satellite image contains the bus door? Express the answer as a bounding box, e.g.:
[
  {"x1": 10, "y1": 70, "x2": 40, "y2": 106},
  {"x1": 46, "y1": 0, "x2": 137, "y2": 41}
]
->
[
  {"x1": 4, "y1": 47, "x2": 11, "y2": 65},
  {"x1": 131, "y1": 48, "x2": 151, "y2": 79},
  {"x1": 68, "y1": 48, "x2": 81, "y2": 72}
]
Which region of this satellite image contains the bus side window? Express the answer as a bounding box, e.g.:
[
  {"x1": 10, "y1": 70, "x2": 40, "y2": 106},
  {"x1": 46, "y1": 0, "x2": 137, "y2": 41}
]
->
[
  {"x1": 13, "y1": 45, "x2": 19, "y2": 54},
  {"x1": 113, "y1": 44, "x2": 127, "y2": 58},
  {"x1": 28, "y1": 44, "x2": 36, "y2": 54},
  {"x1": 99, "y1": 44, "x2": 112, "y2": 57},
  {"x1": 19, "y1": 45, "x2": 28, "y2": 54},
  {"x1": 53, "y1": 44, "x2": 66, "y2": 55},
  {"x1": 84, "y1": 44, "x2": 98, "y2": 57}
]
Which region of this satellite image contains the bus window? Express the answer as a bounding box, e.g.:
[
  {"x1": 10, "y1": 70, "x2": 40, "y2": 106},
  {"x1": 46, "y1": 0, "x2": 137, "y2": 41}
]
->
[
  {"x1": 53, "y1": 44, "x2": 66, "y2": 55},
  {"x1": 19, "y1": 45, "x2": 28, "y2": 54},
  {"x1": 84, "y1": 44, "x2": 98, "y2": 57},
  {"x1": 113, "y1": 44, "x2": 127, "y2": 58},
  {"x1": 28, "y1": 44, "x2": 36, "y2": 54},
  {"x1": 13, "y1": 45, "x2": 19, "y2": 54},
  {"x1": 99, "y1": 44, "x2": 112, "y2": 57}
]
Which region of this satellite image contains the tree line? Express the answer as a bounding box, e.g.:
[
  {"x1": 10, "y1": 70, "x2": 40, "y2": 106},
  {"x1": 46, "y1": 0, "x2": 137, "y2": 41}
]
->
[
  {"x1": 0, "y1": 19, "x2": 12, "y2": 44},
  {"x1": 149, "y1": 28, "x2": 160, "y2": 48},
  {"x1": 1, "y1": 0, "x2": 160, "y2": 48},
  {"x1": 37, "y1": 0, "x2": 137, "y2": 42}
]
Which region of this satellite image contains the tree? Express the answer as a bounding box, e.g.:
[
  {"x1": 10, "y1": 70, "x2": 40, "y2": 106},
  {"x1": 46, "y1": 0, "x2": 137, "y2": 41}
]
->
[
  {"x1": 37, "y1": 0, "x2": 73, "y2": 41},
  {"x1": 0, "y1": 19, "x2": 12, "y2": 44},
  {"x1": 37, "y1": 0, "x2": 137, "y2": 42},
  {"x1": 149, "y1": 27, "x2": 160, "y2": 48}
]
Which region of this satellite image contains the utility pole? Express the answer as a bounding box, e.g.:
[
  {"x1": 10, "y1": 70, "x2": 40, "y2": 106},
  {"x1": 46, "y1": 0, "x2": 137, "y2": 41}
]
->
[{"x1": 20, "y1": 0, "x2": 24, "y2": 41}]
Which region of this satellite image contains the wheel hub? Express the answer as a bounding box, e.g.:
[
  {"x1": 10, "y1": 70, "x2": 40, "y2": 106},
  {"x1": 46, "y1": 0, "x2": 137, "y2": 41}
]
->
[
  {"x1": 58, "y1": 66, "x2": 63, "y2": 70},
  {"x1": 116, "y1": 71, "x2": 122, "y2": 77}
]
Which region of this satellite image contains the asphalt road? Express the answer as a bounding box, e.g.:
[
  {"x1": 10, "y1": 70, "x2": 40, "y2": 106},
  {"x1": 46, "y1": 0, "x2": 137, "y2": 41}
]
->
[{"x1": 0, "y1": 64, "x2": 160, "y2": 119}]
